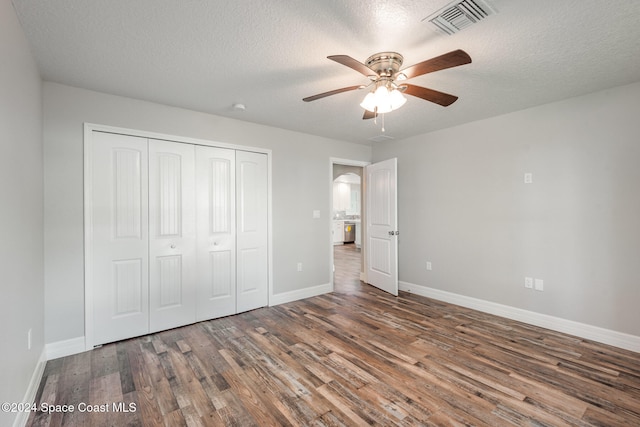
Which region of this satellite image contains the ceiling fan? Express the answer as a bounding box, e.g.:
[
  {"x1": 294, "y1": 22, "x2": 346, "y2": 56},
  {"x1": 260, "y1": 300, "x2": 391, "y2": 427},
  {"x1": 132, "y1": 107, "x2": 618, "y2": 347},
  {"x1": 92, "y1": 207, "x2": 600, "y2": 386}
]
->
[{"x1": 303, "y1": 49, "x2": 471, "y2": 119}]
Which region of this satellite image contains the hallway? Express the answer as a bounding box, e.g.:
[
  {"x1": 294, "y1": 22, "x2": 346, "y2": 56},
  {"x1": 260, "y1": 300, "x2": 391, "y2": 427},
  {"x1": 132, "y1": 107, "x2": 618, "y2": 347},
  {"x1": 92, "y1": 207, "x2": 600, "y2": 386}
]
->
[{"x1": 332, "y1": 243, "x2": 362, "y2": 294}]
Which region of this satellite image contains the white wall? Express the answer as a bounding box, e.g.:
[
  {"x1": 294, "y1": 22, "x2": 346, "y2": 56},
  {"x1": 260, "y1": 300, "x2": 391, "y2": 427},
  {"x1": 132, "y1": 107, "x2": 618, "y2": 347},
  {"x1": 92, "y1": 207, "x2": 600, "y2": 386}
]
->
[
  {"x1": 43, "y1": 82, "x2": 371, "y2": 344},
  {"x1": 373, "y1": 81, "x2": 640, "y2": 337},
  {"x1": 0, "y1": 1, "x2": 44, "y2": 425}
]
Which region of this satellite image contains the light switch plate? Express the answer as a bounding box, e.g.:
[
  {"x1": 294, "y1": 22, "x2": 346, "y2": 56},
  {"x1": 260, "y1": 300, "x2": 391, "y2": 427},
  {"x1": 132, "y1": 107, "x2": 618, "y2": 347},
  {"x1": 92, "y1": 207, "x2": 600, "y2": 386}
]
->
[
  {"x1": 535, "y1": 279, "x2": 544, "y2": 291},
  {"x1": 312, "y1": 210, "x2": 320, "y2": 219}
]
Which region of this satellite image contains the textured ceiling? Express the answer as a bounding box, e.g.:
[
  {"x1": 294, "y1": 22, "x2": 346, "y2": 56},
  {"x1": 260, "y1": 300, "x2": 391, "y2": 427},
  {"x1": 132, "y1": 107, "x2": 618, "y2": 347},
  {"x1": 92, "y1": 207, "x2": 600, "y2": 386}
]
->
[{"x1": 12, "y1": 0, "x2": 640, "y2": 144}]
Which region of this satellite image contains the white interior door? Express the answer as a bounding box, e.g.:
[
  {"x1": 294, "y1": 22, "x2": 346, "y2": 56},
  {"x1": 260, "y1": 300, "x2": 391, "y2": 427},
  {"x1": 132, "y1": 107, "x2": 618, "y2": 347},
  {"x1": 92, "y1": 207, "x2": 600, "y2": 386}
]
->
[
  {"x1": 365, "y1": 158, "x2": 398, "y2": 295},
  {"x1": 148, "y1": 139, "x2": 197, "y2": 332},
  {"x1": 195, "y1": 145, "x2": 237, "y2": 320},
  {"x1": 91, "y1": 132, "x2": 150, "y2": 345},
  {"x1": 236, "y1": 151, "x2": 268, "y2": 312}
]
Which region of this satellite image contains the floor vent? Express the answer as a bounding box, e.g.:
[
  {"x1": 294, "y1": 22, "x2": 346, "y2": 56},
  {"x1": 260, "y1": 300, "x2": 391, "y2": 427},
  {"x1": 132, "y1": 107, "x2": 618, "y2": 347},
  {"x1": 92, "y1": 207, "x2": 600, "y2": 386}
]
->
[
  {"x1": 369, "y1": 134, "x2": 395, "y2": 143},
  {"x1": 423, "y1": 0, "x2": 497, "y2": 35}
]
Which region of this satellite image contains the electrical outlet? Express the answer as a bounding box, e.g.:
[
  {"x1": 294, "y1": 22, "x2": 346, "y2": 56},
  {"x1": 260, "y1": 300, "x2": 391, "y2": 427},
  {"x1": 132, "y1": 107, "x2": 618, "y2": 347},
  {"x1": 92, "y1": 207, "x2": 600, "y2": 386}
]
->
[
  {"x1": 525, "y1": 277, "x2": 533, "y2": 289},
  {"x1": 312, "y1": 210, "x2": 320, "y2": 219},
  {"x1": 297, "y1": 262, "x2": 303, "y2": 272},
  {"x1": 524, "y1": 173, "x2": 533, "y2": 184},
  {"x1": 27, "y1": 328, "x2": 32, "y2": 350},
  {"x1": 426, "y1": 261, "x2": 432, "y2": 271},
  {"x1": 535, "y1": 279, "x2": 544, "y2": 291}
]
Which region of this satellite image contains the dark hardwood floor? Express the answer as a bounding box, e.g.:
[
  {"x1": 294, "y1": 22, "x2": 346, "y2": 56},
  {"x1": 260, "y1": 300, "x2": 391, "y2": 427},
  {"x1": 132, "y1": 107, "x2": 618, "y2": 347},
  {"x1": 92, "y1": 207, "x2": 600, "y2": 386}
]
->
[{"x1": 27, "y1": 243, "x2": 640, "y2": 426}]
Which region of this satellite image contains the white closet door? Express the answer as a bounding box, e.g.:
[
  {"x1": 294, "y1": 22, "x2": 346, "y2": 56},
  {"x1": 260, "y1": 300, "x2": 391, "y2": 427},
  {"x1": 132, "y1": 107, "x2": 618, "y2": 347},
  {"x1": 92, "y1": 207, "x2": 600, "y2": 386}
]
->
[
  {"x1": 236, "y1": 151, "x2": 268, "y2": 312},
  {"x1": 148, "y1": 139, "x2": 197, "y2": 332},
  {"x1": 195, "y1": 146, "x2": 237, "y2": 320},
  {"x1": 91, "y1": 132, "x2": 149, "y2": 345}
]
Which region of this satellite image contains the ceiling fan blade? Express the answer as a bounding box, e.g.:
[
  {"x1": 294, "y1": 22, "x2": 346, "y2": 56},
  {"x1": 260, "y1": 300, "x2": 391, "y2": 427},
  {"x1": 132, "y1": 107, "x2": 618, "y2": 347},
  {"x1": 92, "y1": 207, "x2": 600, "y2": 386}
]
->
[
  {"x1": 363, "y1": 109, "x2": 377, "y2": 120},
  {"x1": 328, "y1": 55, "x2": 377, "y2": 78},
  {"x1": 402, "y1": 84, "x2": 458, "y2": 107},
  {"x1": 397, "y1": 49, "x2": 471, "y2": 80},
  {"x1": 303, "y1": 85, "x2": 362, "y2": 102}
]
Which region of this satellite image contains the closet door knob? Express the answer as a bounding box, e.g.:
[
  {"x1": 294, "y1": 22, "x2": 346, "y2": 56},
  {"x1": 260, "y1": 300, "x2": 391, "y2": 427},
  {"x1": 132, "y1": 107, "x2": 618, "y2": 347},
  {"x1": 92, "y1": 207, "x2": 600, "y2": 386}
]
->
[{"x1": 170, "y1": 244, "x2": 176, "y2": 249}]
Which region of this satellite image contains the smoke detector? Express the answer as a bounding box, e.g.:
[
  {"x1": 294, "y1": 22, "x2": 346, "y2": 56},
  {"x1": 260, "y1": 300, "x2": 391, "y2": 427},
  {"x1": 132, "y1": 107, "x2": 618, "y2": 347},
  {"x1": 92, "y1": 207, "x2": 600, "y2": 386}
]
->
[{"x1": 423, "y1": 0, "x2": 497, "y2": 36}]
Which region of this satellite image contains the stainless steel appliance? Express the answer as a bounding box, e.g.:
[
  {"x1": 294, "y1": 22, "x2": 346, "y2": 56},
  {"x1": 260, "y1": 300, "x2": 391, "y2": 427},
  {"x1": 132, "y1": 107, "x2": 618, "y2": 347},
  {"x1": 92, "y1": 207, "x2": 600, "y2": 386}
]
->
[{"x1": 344, "y1": 222, "x2": 355, "y2": 243}]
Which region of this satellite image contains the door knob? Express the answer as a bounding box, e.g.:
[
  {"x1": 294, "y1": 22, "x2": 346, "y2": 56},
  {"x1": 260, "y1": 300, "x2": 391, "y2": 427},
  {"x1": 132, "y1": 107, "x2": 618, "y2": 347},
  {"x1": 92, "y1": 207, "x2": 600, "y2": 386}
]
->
[{"x1": 170, "y1": 244, "x2": 176, "y2": 249}]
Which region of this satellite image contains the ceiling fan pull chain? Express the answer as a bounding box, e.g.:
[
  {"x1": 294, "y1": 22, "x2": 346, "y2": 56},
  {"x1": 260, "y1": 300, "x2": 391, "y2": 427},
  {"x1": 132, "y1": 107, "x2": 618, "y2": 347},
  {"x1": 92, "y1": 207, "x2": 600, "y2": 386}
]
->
[{"x1": 381, "y1": 113, "x2": 385, "y2": 132}]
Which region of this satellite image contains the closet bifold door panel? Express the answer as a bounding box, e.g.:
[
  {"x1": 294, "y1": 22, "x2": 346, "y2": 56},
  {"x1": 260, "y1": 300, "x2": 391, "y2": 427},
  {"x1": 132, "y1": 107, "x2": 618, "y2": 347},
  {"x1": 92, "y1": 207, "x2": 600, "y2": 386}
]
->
[
  {"x1": 87, "y1": 128, "x2": 269, "y2": 347},
  {"x1": 236, "y1": 151, "x2": 268, "y2": 313},
  {"x1": 91, "y1": 132, "x2": 150, "y2": 346},
  {"x1": 148, "y1": 139, "x2": 197, "y2": 332},
  {"x1": 195, "y1": 146, "x2": 237, "y2": 321}
]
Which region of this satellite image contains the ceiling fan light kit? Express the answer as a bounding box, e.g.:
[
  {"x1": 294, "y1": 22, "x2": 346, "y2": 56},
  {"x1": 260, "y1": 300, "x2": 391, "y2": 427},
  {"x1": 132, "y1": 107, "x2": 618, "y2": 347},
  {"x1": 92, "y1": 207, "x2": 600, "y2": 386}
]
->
[
  {"x1": 303, "y1": 49, "x2": 472, "y2": 120},
  {"x1": 360, "y1": 85, "x2": 407, "y2": 114}
]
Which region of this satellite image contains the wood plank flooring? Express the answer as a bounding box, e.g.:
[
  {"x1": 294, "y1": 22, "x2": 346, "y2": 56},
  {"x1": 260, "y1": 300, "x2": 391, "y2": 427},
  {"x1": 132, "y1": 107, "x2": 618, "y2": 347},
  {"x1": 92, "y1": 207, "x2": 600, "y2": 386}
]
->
[{"x1": 27, "y1": 244, "x2": 640, "y2": 426}]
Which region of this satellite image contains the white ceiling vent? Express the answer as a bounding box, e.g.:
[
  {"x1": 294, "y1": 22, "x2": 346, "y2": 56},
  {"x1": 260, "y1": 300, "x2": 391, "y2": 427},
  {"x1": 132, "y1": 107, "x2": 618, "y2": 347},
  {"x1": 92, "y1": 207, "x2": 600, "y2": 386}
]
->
[
  {"x1": 423, "y1": 0, "x2": 497, "y2": 35},
  {"x1": 369, "y1": 134, "x2": 395, "y2": 143}
]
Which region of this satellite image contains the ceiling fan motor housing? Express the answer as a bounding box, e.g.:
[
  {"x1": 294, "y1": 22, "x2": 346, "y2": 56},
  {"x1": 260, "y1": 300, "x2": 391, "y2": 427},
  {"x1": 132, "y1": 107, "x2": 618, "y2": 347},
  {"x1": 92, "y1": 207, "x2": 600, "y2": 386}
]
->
[{"x1": 365, "y1": 52, "x2": 404, "y2": 77}]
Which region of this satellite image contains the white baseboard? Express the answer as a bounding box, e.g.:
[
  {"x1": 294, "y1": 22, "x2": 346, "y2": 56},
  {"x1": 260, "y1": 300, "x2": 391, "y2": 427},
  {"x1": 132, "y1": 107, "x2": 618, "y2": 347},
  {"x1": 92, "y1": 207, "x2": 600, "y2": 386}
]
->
[
  {"x1": 399, "y1": 281, "x2": 640, "y2": 353},
  {"x1": 45, "y1": 336, "x2": 86, "y2": 360},
  {"x1": 13, "y1": 348, "x2": 46, "y2": 427},
  {"x1": 270, "y1": 282, "x2": 332, "y2": 306}
]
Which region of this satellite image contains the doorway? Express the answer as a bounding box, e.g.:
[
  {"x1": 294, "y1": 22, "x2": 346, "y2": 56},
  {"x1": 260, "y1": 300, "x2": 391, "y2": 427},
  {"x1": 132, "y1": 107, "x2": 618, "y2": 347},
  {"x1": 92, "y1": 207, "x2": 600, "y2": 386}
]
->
[
  {"x1": 331, "y1": 161, "x2": 365, "y2": 293},
  {"x1": 330, "y1": 157, "x2": 399, "y2": 296}
]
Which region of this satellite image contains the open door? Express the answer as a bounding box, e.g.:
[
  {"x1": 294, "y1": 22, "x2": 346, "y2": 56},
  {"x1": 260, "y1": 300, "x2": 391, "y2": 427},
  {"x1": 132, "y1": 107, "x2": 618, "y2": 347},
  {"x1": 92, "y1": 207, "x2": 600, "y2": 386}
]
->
[{"x1": 365, "y1": 158, "x2": 398, "y2": 295}]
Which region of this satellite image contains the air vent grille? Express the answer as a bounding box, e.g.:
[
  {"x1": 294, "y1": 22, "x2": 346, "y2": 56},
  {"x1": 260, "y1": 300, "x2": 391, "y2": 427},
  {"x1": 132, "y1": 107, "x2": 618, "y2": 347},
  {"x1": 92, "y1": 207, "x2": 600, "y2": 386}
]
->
[
  {"x1": 424, "y1": 0, "x2": 496, "y2": 35},
  {"x1": 369, "y1": 134, "x2": 395, "y2": 143}
]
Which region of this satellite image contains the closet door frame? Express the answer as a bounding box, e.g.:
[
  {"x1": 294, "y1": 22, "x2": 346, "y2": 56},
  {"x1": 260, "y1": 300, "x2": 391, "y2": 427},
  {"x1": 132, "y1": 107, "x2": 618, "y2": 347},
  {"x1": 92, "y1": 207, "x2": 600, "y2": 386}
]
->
[{"x1": 83, "y1": 123, "x2": 273, "y2": 351}]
